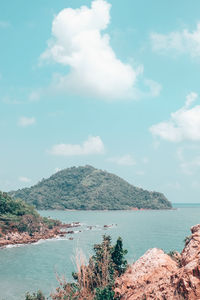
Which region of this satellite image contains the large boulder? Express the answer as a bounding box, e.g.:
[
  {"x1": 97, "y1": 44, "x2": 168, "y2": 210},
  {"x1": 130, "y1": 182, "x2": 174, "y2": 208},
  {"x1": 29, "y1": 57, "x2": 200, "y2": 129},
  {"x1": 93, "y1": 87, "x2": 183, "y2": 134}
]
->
[{"x1": 115, "y1": 224, "x2": 200, "y2": 299}]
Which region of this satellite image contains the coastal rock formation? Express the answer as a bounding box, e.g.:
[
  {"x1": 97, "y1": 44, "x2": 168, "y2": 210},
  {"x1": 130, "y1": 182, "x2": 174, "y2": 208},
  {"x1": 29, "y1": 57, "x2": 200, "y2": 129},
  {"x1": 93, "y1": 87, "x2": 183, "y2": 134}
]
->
[
  {"x1": 0, "y1": 226, "x2": 67, "y2": 248},
  {"x1": 0, "y1": 221, "x2": 83, "y2": 248},
  {"x1": 0, "y1": 191, "x2": 70, "y2": 248},
  {"x1": 115, "y1": 224, "x2": 200, "y2": 300}
]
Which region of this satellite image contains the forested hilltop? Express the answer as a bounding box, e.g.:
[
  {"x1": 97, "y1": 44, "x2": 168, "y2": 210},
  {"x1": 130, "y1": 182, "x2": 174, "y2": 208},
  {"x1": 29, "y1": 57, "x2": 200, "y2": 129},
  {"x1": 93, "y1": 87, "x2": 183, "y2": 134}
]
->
[{"x1": 10, "y1": 165, "x2": 172, "y2": 210}]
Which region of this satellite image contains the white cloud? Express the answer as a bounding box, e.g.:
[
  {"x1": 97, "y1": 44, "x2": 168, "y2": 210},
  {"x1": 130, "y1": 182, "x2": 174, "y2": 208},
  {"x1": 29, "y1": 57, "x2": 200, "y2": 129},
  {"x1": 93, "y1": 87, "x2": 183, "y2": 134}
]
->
[
  {"x1": 55, "y1": 167, "x2": 61, "y2": 173},
  {"x1": 150, "y1": 23, "x2": 200, "y2": 58},
  {"x1": 177, "y1": 146, "x2": 200, "y2": 175},
  {"x1": 134, "y1": 79, "x2": 162, "y2": 99},
  {"x1": 108, "y1": 154, "x2": 135, "y2": 166},
  {"x1": 40, "y1": 0, "x2": 159, "y2": 100},
  {"x1": 2, "y1": 96, "x2": 24, "y2": 105},
  {"x1": 29, "y1": 91, "x2": 40, "y2": 102},
  {"x1": 185, "y1": 92, "x2": 198, "y2": 107},
  {"x1": 150, "y1": 92, "x2": 200, "y2": 142},
  {"x1": 165, "y1": 182, "x2": 181, "y2": 190},
  {"x1": 142, "y1": 157, "x2": 149, "y2": 164},
  {"x1": 0, "y1": 21, "x2": 10, "y2": 28},
  {"x1": 192, "y1": 181, "x2": 200, "y2": 188},
  {"x1": 180, "y1": 158, "x2": 200, "y2": 175},
  {"x1": 18, "y1": 116, "x2": 36, "y2": 127},
  {"x1": 136, "y1": 170, "x2": 145, "y2": 176},
  {"x1": 49, "y1": 136, "x2": 105, "y2": 156},
  {"x1": 19, "y1": 176, "x2": 31, "y2": 183}
]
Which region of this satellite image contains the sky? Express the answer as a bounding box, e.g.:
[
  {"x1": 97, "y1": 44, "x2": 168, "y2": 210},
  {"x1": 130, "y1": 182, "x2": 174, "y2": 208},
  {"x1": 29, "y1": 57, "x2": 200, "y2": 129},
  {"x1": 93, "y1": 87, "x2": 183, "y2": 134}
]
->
[{"x1": 1, "y1": 0, "x2": 200, "y2": 203}]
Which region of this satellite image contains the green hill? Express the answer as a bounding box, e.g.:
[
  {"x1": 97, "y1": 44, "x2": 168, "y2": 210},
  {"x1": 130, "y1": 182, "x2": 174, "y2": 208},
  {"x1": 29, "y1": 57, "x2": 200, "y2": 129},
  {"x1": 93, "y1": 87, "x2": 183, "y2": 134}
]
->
[{"x1": 10, "y1": 165, "x2": 172, "y2": 210}]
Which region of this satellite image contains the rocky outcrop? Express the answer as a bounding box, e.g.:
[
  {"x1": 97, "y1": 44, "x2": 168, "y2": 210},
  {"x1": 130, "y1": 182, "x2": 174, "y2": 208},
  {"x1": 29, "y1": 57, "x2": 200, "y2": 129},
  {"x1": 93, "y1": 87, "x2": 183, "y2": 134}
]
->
[
  {"x1": 0, "y1": 226, "x2": 68, "y2": 248},
  {"x1": 115, "y1": 224, "x2": 200, "y2": 300},
  {"x1": 0, "y1": 221, "x2": 81, "y2": 248}
]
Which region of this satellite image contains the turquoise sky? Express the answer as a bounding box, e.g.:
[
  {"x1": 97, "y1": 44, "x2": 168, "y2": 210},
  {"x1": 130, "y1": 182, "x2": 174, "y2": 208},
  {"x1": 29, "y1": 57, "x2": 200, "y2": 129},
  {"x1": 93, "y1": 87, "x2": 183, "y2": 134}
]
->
[{"x1": 1, "y1": 0, "x2": 200, "y2": 203}]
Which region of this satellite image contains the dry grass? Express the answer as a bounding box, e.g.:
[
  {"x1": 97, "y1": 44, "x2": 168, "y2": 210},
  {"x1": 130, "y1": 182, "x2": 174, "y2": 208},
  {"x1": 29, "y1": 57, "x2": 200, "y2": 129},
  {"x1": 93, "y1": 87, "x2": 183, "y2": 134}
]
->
[
  {"x1": 51, "y1": 236, "x2": 127, "y2": 300},
  {"x1": 51, "y1": 244, "x2": 113, "y2": 299}
]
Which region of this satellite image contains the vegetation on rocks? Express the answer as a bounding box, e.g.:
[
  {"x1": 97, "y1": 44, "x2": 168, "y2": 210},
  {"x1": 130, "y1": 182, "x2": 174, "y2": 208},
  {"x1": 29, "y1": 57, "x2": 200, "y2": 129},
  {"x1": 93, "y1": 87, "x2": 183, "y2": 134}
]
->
[
  {"x1": 0, "y1": 191, "x2": 60, "y2": 238},
  {"x1": 10, "y1": 165, "x2": 172, "y2": 210},
  {"x1": 25, "y1": 224, "x2": 200, "y2": 300},
  {"x1": 25, "y1": 291, "x2": 45, "y2": 300}
]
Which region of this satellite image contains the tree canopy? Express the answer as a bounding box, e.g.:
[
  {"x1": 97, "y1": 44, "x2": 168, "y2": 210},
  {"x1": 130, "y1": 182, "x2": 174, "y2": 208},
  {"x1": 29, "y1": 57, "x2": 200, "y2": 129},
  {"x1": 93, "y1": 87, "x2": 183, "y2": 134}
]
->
[{"x1": 10, "y1": 165, "x2": 172, "y2": 210}]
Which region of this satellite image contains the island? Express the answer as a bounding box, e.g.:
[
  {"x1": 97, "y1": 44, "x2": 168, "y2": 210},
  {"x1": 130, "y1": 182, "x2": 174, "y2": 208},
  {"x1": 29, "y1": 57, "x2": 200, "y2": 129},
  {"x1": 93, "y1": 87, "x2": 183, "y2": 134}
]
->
[{"x1": 9, "y1": 165, "x2": 172, "y2": 210}]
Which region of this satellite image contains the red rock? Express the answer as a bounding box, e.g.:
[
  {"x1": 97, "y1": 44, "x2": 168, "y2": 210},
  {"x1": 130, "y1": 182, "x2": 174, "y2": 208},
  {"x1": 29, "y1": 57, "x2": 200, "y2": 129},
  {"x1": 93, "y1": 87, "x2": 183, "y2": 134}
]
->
[
  {"x1": 115, "y1": 224, "x2": 200, "y2": 299},
  {"x1": 0, "y1": 225, "x2": 69, "y2": 248}
]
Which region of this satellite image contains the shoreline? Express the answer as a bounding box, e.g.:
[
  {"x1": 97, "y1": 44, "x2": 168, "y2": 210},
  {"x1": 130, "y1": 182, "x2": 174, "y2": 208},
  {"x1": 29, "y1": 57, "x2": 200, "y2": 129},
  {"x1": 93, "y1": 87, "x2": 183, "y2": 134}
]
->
[
  {"x1": 0, "y1": 222, "x2": 81, "y2": 249},
  {"x1": 40, "y1": 207, "x2": 174, "y2": 212}
]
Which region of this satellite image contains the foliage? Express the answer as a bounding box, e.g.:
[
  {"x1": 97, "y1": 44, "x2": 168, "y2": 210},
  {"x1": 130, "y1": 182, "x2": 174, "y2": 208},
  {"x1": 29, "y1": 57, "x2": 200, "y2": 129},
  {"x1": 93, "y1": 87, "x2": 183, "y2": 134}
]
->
[
  {"x1": 184, "y1": 235, "x2": 191, "y2": 245},
  {"x1": 0, "y1": 191, "x2": 38, "y2": 216},
  {"x1": 94, "y1": 285, "x2": 115, "y2": 300},
  {"x1": 25, "y1": 290, "x2": 46, "y2": 300},
  {"x1": 168, "y1": 250, "x2": 176, "y2": 258},
  {"x1": 10, "y1": 165, "x2": 172, "y2": 210},
  {"x1": 0, "y1": 191, "x2": 61, "y2": 236},
  {"x1": 168, "y1": 250, "x2": 182, "y2": 267},
  {"x1": 51, "y1": 235, "x2": 128, "y2": 300},
  {"x1": 111, "y1": 237, "x2": 128, "y2": 276}
]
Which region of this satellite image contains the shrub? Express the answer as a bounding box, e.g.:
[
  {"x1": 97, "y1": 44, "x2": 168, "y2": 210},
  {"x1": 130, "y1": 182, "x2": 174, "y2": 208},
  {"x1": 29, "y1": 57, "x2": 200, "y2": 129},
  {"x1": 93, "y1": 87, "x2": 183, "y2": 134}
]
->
[
  {"x1": 112, "y1": 237, "x2": 128, "y2": 276},
  {"x1": 25, "y1": 290, "x2": 46, "y2": 300},
  {"x1": 184, "y1": 235, "x2": 191, "y2": 245},
  {"x1": 25, "y1": 236, "x2": 128, "y2": 299},
  {"x1": 51, "y1": 235, "x2": 128, "y2": 299},
  {"x1": 95, "y1": 285, "x2": 115, "y2": 300}
]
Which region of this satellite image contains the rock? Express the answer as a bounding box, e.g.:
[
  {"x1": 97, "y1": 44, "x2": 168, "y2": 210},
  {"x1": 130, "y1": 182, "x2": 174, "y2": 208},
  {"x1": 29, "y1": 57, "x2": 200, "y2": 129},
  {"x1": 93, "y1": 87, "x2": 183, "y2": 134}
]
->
[
  {"x1": 181, "y1": 224, "x2": 200, "y2": 266},
  {"x1": 115, "y1": 224, "x2": 200, "y2": 300},
  {"x1": 103, "y1": 224, "x2": 113, "y2": 228},
  {"x1": 62, "y1": 222, "x2": 81, "y2": 228},
  {"x1": 115, "y1": 248, "x2": 178, "y2": 299},
  {"x1": 0, "y1": 224, "x2": 73, "y2": 248}
]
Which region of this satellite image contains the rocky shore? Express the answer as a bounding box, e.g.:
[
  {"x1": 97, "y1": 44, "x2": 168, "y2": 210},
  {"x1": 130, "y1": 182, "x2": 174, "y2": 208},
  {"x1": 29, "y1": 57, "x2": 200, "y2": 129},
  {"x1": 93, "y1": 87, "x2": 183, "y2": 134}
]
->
[
  {"x1": 115, "y1": 224, "x2": 200, "y2": 300},
  {"x1": 0, "y1": 222, "x2": 81, "y2": 248}
]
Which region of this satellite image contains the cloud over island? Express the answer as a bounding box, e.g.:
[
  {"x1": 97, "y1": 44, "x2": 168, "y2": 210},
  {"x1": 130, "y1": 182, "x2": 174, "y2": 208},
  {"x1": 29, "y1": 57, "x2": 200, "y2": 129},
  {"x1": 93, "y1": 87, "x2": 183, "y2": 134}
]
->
[{"x1": 49, "y1": 136, "x2": 105, "y2": 156}]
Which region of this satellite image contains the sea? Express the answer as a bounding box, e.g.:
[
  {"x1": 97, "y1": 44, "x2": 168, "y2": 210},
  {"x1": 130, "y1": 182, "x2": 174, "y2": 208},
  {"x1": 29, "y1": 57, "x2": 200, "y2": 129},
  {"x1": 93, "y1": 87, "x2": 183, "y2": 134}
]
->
[{"x1": 0, "y1": 204, "x2": 200, "y2": 300}]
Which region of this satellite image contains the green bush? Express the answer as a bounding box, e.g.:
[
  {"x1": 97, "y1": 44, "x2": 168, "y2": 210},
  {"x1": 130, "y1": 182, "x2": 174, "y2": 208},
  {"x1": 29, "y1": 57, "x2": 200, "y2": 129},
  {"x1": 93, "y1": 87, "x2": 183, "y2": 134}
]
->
[
  {"x1": 25, "y1": 290, "x2": 45, "y2": 300},
  {"x1": 112, "y1": 237, "x2": 128, "y2": 276},
  {"x1": 95, "y1": 285, "x2": 115, "y2": 300},
  {"x1": 0, "y1": 191, "x2": 38, "y2": 217},
  {"x1": 52, "y1": 235, "x2": 128, "y2": 299}
]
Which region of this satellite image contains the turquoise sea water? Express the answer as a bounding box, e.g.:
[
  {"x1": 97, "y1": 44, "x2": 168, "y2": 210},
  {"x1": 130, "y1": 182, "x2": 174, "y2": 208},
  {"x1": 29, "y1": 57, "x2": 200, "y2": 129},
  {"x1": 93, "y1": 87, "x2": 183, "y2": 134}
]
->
[{"x1": 0, "y1": 206, "x2": 200, "y2": 299}]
